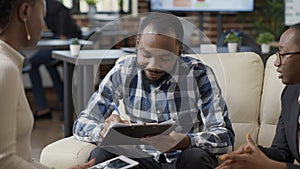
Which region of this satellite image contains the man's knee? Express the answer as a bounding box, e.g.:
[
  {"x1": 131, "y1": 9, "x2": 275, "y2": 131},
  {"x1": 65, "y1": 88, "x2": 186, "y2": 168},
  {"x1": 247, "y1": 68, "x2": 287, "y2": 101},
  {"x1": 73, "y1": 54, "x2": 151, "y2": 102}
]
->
[
  {"x1": 176, "y1": 148, "x2": 217, "y2": 169},
  {"x1": 89, "y1": 147, "x2": 116, "y2": 164}
]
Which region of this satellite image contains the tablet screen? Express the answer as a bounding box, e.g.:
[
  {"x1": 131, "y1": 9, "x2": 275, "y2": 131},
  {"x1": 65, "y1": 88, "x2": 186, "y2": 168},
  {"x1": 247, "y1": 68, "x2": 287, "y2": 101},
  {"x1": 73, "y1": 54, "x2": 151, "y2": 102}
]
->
[
  {"x1": 107, "y1": 159, "x2": 130, "y2": 168},
  {"x1": 88, "y1": 155, "x2": 139, "y2": 169}
]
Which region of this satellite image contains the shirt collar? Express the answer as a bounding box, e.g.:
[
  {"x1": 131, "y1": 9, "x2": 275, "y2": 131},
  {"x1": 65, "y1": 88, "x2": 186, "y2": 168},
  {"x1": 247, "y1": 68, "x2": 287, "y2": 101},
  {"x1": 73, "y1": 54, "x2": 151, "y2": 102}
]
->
[{"x1": 0, "y1": 40, "x2": 24, "y2": 70}]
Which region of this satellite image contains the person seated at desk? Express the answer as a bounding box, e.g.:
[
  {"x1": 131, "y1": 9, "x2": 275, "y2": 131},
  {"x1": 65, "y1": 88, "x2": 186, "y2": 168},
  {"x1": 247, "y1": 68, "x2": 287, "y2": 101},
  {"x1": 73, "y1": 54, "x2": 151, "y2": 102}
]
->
[
  {"x1": 73, "y1": 13, "x2": 234, "y2": 169},
  {"x1": 29, "y1": 0, "x2": 81, "y2": 119}
]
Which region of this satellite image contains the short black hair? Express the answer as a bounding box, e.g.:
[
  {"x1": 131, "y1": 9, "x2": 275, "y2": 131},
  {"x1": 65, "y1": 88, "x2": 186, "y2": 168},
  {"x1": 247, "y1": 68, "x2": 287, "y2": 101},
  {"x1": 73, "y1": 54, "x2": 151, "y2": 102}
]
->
[
  {"x1": 137, "y1": 13, "x2": 184, "y2": 44},
  {"x1": 289, "y1": 23, "x2": 300, "y2": 47}
]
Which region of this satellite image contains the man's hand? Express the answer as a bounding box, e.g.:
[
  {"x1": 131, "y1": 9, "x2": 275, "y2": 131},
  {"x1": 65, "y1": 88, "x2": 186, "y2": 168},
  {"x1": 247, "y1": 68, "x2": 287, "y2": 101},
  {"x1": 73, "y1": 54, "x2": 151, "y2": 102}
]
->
[
  {"x1": 141, "y1": 131, "x2": 190, "y2": 153},
  {"x1": 59, "y1": 35, "x2": 67, "y2": 39},
  {"x1": 100, "y1": 114, "x2": 129, "y2": 137},
  {"x1": 68, "y1": 158, "x2": 96, "y2": 169},
  {"x1": 215, "y1": 134, "x2": 286, "y2": 169},
  {"x1": 222, "y1": 134, "x2": 252, "y2": 156}
]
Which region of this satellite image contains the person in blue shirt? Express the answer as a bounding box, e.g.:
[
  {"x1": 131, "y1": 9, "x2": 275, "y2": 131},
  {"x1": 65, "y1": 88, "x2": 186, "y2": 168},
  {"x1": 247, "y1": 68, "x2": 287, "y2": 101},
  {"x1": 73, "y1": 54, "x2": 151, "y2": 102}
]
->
[
  {"x1": 28, "y1": 0, "x2": 81, "y2": 119},
  {"x1": 73, "y1": 12, "x2": 234, "y2": 169}
]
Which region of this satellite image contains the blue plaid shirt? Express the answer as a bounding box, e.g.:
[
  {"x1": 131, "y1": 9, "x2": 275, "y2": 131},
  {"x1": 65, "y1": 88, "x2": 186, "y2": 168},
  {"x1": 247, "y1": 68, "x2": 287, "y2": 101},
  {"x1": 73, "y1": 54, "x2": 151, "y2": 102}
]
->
[{"x1": 73, "y1": 55, "x2": 234, "y2": 162}]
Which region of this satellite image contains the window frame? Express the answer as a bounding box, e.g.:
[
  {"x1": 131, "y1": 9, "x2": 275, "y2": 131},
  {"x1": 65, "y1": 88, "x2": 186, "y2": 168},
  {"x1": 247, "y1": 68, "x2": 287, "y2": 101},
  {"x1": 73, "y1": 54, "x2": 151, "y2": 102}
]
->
[{"x1": 60, "y1": 0, "x2": 132, "y2": 14}]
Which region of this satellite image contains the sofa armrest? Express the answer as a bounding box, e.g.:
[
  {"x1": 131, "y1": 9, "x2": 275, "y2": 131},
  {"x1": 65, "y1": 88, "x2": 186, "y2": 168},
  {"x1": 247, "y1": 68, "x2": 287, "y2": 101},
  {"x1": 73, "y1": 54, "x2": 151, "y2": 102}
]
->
[{"x1": 40, "y1": 136, "x2": 96, "y2": 169}]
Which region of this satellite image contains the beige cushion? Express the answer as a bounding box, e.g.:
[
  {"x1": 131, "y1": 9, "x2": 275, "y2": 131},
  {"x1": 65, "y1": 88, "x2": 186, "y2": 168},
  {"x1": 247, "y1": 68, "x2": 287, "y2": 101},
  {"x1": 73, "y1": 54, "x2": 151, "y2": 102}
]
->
[
  {"x1": 189, "y1": 52, "x2": 264, "y2": 149},
  {"x1": 40, "y1": 136, "x2": 96, "y2": 169},
  {"x1": 258, "y1": 54, "x2": 285, "y2": 147}
]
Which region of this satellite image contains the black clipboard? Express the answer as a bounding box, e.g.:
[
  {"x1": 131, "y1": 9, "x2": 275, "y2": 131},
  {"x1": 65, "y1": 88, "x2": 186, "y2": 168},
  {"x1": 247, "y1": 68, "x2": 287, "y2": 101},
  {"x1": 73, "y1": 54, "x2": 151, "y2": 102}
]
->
[{"x1": 100, "y1": 122, "x2": 175, "y2": 146}]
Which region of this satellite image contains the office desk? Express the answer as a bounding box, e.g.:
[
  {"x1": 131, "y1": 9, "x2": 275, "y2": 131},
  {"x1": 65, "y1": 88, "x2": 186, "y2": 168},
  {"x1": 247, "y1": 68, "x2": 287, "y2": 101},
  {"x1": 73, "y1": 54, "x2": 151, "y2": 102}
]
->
[
  {"x1": 21, "y1": 39, "x2": 93, "y2": 88},
  {"x1": 52, "y1": 49, "x2": 129, "y2": 137},
  {"x1": 37, "y1": 39, "x2": 93, "y2": 49},
  {"x1": 41, "y1": 31, "x2": 54, "y2": 39},
  {"x1": 187, "y1": 46, "x2": 256, "y2": 54},
  {"x1": 120, "y1": 46, "x2": 256, "y2": 55}
]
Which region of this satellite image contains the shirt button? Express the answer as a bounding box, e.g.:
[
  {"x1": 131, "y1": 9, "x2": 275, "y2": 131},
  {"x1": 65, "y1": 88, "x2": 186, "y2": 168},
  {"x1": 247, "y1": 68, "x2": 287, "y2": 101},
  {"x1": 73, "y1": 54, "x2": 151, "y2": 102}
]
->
[{"x1": 157, "y1": 110, "x2": 161, "y2": 114}]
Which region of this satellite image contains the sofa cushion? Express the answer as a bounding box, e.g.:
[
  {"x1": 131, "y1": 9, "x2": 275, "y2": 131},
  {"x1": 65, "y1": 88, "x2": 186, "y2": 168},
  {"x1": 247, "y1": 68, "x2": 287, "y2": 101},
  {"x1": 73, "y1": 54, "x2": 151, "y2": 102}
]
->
[
  {"x1": 259, "y1": 54, "x2": 285, "y2": 147},
  {"x1": 40, "y1": 136, "x2": 96, "y2": 169},
  {"x1": 188, "y1": 52, "x2": 264, "y2": 149}
]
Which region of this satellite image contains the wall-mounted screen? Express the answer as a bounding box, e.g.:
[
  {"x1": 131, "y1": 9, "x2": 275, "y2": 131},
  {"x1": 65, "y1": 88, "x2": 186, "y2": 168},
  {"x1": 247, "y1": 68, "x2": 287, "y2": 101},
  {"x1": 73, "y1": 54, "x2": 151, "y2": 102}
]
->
[
  {"x1": 150, "y1": 0, "x2": 254, "y2": 12},
  {"x1": 285, "y1": 0, "x2": 300, "y2": 26}
]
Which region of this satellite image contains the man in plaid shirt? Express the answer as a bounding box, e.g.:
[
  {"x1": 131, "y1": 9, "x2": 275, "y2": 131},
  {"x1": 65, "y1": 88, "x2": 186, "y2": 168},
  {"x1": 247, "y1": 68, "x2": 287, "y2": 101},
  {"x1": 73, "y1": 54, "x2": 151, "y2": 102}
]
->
[{"x1": 73, "y1": 13, "x2": 234, "y2": 169}]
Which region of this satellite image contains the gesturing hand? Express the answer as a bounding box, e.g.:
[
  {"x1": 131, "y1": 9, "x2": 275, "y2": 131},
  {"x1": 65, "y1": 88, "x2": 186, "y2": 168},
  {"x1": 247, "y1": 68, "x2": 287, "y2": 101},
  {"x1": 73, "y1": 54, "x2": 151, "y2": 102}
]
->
[
  {"x1": 215, "y1": 134, "x2": 285, "y2": 169},
  {"x1": 68, "y1": 158, "x2": 96, "y2": 169}
]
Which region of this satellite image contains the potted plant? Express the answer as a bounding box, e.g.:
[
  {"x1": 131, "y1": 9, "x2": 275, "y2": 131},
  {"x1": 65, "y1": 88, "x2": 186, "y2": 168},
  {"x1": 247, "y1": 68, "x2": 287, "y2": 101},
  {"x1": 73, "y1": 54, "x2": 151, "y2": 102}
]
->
[
  {"x1": 224, "y1": 31, "x2": 241, "y2": 53},
  {"x1": 85, "y1": 0, "x2": 98, "y2": 5},
  {"x1": 256, "y1": 32, "x2": 275, "y2": 54},
  {"x1": 83, "y1": 0, "x2": 99, "y2": 28},
  {"x1": 69, "y1": 38, "x2": 81, "y2": 56}
]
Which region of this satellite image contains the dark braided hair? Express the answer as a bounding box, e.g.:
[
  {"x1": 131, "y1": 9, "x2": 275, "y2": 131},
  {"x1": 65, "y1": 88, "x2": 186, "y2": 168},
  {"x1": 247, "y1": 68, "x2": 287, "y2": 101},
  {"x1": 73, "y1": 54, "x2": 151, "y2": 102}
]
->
[
  {"x1": 138, "y1": 13, "x2": 184, "y2": 44},
  {"x1": 0, "y1": 0, "x2": 36, "y2": 34}
]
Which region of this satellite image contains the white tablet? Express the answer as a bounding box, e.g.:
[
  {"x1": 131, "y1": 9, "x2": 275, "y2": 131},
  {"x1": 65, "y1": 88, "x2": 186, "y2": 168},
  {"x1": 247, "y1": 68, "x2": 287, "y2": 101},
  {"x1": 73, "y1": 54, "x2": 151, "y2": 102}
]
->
[{"x1": 88, "y1": 155, "x2": 139, "y2": 169}]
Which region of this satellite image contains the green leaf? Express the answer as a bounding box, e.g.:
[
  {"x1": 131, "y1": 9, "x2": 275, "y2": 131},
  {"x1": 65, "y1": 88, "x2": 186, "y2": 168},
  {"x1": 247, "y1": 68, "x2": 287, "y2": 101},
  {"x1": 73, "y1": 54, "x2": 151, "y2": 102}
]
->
[
  {"x1": 85, "y1": 0, "x2": 98, "y2": 5},
  {"x1": 256, "y1": 32, "x2": 275, "y2": 45},
  {"x1": 224, "y1": 32, "x2": 241, "y2": 43},
  {"x1": 71, "y1": 38, "x2": 80, "y2": 45}
]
